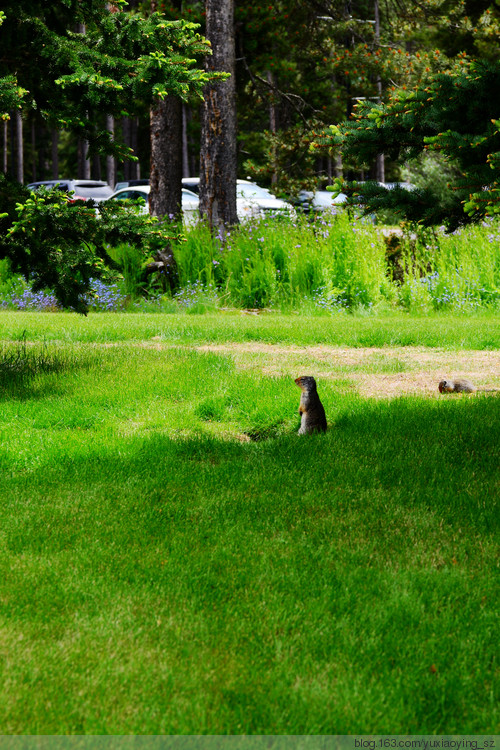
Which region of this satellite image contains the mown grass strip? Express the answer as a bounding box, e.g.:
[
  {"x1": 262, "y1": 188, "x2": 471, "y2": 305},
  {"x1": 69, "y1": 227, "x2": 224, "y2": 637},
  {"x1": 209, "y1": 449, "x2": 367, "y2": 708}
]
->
[{"x1": 1, "y1": 310, "x2": 500, "y2": 349}]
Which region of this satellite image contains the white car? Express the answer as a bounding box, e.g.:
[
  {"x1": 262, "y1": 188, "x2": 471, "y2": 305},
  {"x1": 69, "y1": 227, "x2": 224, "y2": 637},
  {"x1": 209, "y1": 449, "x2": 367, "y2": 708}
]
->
[
  {"x1": 182, "y1": 178, "x2": 295, "y2": 222},
  {"x1": 297, "y1": 190, "x2": 347, "y2": 214},
  {"x1": 107, "y1": 185, "x2": 199, "y2": 225}
]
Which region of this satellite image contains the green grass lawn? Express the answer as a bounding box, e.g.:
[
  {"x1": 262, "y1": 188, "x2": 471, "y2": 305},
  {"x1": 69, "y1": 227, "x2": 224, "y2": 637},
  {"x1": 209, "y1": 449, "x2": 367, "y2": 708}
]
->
[{"x1": 0, "y1": 311, "x2": 499, "y2": 734}]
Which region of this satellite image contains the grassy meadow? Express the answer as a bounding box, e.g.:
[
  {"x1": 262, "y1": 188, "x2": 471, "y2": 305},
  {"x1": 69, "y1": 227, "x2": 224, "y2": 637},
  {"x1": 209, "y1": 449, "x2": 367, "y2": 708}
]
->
[{"x1": 0, "y1": 309, "x2": 499, "y2": 734}]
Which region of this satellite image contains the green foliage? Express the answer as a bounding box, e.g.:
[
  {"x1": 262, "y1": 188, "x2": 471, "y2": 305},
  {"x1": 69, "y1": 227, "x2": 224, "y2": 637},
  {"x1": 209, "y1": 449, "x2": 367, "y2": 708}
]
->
[
  {"x1": 401, "y1": 151, "x2": 462, "y2": 215},
  {"x1": 0, "y1": 173, "x2": 179, "y2": 313},
  {"x1": 171, "y1": 221, "x2": 219, "y2": 288},
  {"x1": 3, "y1": 211, "x2": 499, "y2": 314},
  {"x1": 318, "y1": 57, "x2": 500, "y2": 228},
  {"x1": 105, "y1": 242, "x2": 153, "y2": 299},
  {"x1": 383, "y1": 221, "x2": 500, "y2": 312},
  {"x1": 170, "y1": 213, "x2": 390, "y2": 310},
  {"x1": 230, "y1": 0, "x2": 489, "y2": 192},
  {"x1": 0, "y1": 258, "x2": 24, "y2": 299},
  {"x1": 0, "y1": 2, "x2": 222, "y2": 158}
]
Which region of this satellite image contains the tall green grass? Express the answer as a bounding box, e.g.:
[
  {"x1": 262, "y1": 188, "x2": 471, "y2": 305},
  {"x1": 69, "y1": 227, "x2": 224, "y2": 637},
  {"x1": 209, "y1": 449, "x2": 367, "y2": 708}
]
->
[
  {"x1": 0, "y1": 331, "x2": 79, "y2": 397},
  {"x1": 1, "y1": 213, "x2": 499, "y2": 314},
  {"x1": 169, "y1": 214, "x2": 500, "y2": 312},
  {"x1": 172, "y1": 213, "x2": 390, "y2": 310},
  {"x1": 396, "y1": 223, "x2": 500, "y2": 312}
]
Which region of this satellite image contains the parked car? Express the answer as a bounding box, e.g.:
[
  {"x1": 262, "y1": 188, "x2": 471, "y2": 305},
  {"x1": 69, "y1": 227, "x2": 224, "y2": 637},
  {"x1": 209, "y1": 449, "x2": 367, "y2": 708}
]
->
[
  {"x1": 106, "y1": 184, "x2": 200, "y2": 225},
  {"x1": 181, "y1": 178, "x2": 296, "y2": 221},
  {"x1": 26, "y1": 179, "x2": 114, "y2": 202},
  {"x1": 236, "y1": 180, "x2": 296, "y2": 219},
  {"x1": 296, "y1": 190, "x2": 347, "y2": 215},
  {"x1": 113, "y1": 179, "x2": 150, "y2": 191}
]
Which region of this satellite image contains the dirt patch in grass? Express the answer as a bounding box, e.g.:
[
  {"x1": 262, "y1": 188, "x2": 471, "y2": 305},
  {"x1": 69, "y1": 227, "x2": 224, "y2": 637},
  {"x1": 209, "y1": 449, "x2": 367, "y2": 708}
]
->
[
  {"x1": 5, "y1": 338, "x2": 497, "y2": 400},
  {"x1": 196, "y1": 343, "x2": 500, "y2": 399}
]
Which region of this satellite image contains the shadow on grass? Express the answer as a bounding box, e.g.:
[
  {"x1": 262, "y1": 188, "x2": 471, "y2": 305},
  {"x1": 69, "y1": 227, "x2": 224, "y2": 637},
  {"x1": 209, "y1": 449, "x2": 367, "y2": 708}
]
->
[
  {"x1": 1, "y1": 389, "x2": 498, "y2": 735},
  {"x1": 3, "y1": 392, "x2": 499, "y2": 552},
  {"x1": 0, "y1": 335, "x2": 90, "y2": 400}
]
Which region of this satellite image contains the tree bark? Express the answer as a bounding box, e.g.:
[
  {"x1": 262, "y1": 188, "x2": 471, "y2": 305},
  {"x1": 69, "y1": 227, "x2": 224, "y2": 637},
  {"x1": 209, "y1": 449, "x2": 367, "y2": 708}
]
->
[
  {"x1": 150, "y1": 96, "x2": 183, "y2": 218},
  {"x1": 2, "y1": 120, "x2": 7, "y2": 174},
  {"x1": 149, "y1": 0, "x2": 183, "y2": 219},
  {"x1": 199, "y1": 0, "x2": 238, "y2": 231},
  {"x1": 182, "y1": 102, "x2": 191, "y2": 178},
  {"x1": 374, "y1": 0, "x2": 385, "y2": 183},
  {"x1": 51, "y1": 129, "x2": 59, "y2": 178},
  {"x1": 130, "y1": 116, "x2": 140, "y2": 179},
  {"x1": 77, "y1": 138, "x2": 91, "y2": 179},
  {"x1": 30, "y1": 119, "x2": 37, "y2": 182},
  {"x1": 106, "y1": 115, "x2": 116, "y2": 188},
  {"x1": 122, "y1": 117, "x2": 131, "y2": 180},
  {"x1": 14, "y1": 110, "x2": 23, "y2": 184},
  {"x1": 267, "y1": 70, "x2": 278, "y2": 186}
]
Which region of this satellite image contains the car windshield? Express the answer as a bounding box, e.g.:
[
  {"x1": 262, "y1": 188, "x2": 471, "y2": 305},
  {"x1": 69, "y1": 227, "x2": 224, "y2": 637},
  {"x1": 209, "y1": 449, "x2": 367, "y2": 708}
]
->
[
  {"x1": 73, "y1": 184, "x2": 113, "y2": 200},
  {"x1": 113, "y1": 190, "x2": 147, "y2": 204},
  {"x1": 28, "y1": 182, "x2": 69, "y2": 192},
  {"x1": 237, "y1": 183, "x2": 275, "y2": 199}
]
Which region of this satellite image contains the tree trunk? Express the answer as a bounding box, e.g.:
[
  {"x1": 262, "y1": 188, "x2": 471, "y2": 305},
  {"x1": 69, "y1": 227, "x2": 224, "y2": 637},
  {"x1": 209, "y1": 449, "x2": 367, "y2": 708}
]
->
[
  {"x1": 149, "y1": 0, "x2": 183, "y2": 218},
  {"x1": 31, "y1": 119, "x2": 37, "y2": 182},
  {"x1": 122, "y1": 117, "x2": 131, "y2": 180},
  {"x1": 130, "y1": 116, "x2": 140, "y2": 179},
  {"x1": 3, "y1": 120, "x2": 8, "y2": 174},
  {"x1": 182, "y1": 102, "x2": 191, "y2": 178},
  {"x1": 150, "y1": 96, "x2": 183, "y2": 218},
  {"x1": 267, "y1": 70, "x2": 278, "y2": 186},
  {"x1": 77, "y1": 138, "x2": 91, "y2": 179},
  {"x1": 106, "y1": 115, "x2": 116, "y2": 188},
  {"x1": 374, "y1": 0, "x2": 385, "y2": 183},
  {"x1": 75, "y1": 22, "x2": 91, "y2": 180},
  {"x1": 14, "y1": 110, "x2": 23, "y2": 184},
  {"x1": 92, "y1": 152, "x2": 102, "y2": 180},
  {"x1": 51, "y1": 129, "x2": 59, "y2": 178},
  {"x1": 199, "y1": 0, "x2": 238, "y2": 231}
]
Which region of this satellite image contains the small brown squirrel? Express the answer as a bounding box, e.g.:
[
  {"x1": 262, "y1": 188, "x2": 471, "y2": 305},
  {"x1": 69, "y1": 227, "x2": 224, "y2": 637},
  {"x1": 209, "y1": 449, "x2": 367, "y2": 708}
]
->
[
  {"x1": 295, "y1": 375, "x2": 327, "y2": 434},
  {"x1": 438, "y1": 378, "x2": 498, "y2": 394}
]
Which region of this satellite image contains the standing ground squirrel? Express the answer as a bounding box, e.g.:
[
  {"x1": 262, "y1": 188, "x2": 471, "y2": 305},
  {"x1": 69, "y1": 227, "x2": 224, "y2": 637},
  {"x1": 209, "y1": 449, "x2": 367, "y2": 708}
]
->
[
  {"x1": 295, "y1": 375, "x2": 327, "y2": 434},
  {"x1": 438, "y1": 378, "x2": 499, "y2": 394}
]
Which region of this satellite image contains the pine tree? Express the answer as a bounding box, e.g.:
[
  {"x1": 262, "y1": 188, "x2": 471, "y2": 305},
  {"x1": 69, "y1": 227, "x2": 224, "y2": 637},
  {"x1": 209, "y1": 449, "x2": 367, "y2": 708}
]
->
[
  {"x1": 0, "y1": 1, "x2": 217, "y2": 163},
  {"x1": 317, "y1": 56, "x2": 500, "y2": 228}
]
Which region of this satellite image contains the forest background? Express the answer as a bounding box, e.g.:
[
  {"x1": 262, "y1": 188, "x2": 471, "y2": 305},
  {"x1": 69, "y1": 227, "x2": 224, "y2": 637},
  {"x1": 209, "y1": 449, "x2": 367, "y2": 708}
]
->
[
  {"x1": 3, "y1": 0, "x2": 500, "y2": 196},
  {"x1": 1, "y1": 0, "x2": 500, "y2": 313}
]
